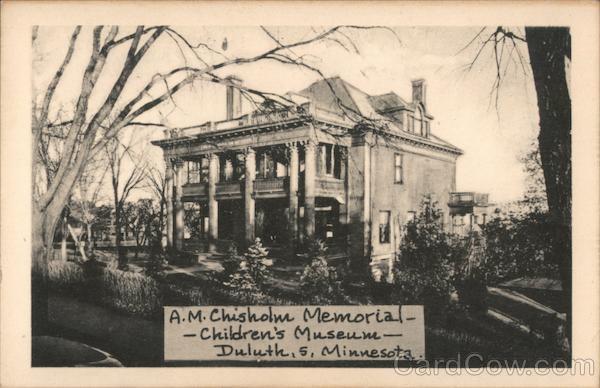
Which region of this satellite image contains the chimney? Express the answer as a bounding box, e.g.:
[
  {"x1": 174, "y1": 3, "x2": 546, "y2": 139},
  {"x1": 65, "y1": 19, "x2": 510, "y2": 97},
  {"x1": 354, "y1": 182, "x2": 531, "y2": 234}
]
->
[
  {"x1": 225, "y1": 75, "x2": 242, "y2": 120},
  {"x1": 411, "y1": 79, "x2": 426, "y2": 107}
]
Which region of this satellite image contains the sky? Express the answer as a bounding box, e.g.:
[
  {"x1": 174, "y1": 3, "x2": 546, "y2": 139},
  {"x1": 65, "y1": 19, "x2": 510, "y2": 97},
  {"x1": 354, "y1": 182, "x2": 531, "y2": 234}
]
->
[{"x1": 34, "y1": 26, "x2": 541, "y2": 204}]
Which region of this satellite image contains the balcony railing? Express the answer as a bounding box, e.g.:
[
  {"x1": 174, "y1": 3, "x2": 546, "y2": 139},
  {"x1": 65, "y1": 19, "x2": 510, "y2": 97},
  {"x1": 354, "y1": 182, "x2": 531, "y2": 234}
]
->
[
  {"x1": 182, "y1": 183, "x2": 208, "y2": 198},
  {"x1": 254, "y1": 177, "x2": 288, "y2": 198},
  {"x1": 216, "y1": 181, "x2": 243, "y2": 198},
  {"x1": 449, "y1": 192, "x2": 489, "y2": 207},
  {"x1": 164, "y1": 103, "x2": 355, "y2": 139},
  {"x1": 180, "y1": 176, "x2": 347, "y2": 201},
  {"x1": 316, "y1": 176, "x2": 345, "y2": 197}
]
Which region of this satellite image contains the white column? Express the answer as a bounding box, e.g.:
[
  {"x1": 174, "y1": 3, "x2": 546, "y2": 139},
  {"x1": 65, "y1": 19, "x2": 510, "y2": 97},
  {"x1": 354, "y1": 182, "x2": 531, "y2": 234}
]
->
[
  {"x1": 363, "y1": 142, "x2": 371, "y2": 257},
  {"x1": 174, "y1": 160, "x2": 185, "y2": 250},
  {"x1": 304, "y1": 141, "x2": 317, "y2": 239},
  {"x1": 288, "y1": 143, "x2": 299, "y2": 249},
  {"x1": 165, "y1": 159, "x2": 174, "y2": 249},
  {"x1": 208, "y1": 153, "x2": 219, "y2": 250},
  {"x1": 244, "y1": 148, "x2": 256, "y2": 242}
]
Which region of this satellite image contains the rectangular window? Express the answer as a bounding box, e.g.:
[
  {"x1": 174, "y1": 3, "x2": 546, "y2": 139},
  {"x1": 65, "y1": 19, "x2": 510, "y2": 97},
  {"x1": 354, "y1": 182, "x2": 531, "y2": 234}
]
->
[
  {"x1": 333, "y1": 146, "x2": 342, "y2": 178},
  {"x1": 258, "y1": 152, "x2": 276, "y2": 179},
  {"x1": 394, "y1": 154, "x2": 404, "y2": 184},
  {"x1": 379, "y1": 211, "x2": 391, "y2": 244},
  {"x1": 234, "y1": 153, "x2": 245, "y2": 180},
  {"x1": 319, "y1": 144, "x2": 335, "y2": 176},
  {"x1": 187, "y1": 161, "x2": 201, "y2": 184},
  {"x1": 200, "y1": 156, "x2": 209, "y2": 183},
  {"x1": 225, "y1": 159, "x2": 234, "y2": 181},
  {"x1": 183, "y1": 162, "x2": 190, "y2": 185},
  {"x1": 325, "y1": 144, "x2": 333, "y2": 175}
]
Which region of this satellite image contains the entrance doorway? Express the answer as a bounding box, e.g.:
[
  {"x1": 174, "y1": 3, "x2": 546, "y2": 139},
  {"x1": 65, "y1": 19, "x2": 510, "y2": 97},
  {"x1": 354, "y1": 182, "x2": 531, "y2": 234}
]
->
[
  {"x1": 218, "y1": 200, "x2": 244, "y2": 242},
  {"x1": 315, "y1": 197, "x2": 340, "y2": 242},
  {"x1": 255, "y1": 198, "x2": 288, "y2": 246}
]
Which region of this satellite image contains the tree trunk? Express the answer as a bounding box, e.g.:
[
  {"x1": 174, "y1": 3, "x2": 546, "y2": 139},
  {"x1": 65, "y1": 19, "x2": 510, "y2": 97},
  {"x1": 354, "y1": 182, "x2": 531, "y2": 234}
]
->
[
  {"x1": 114, "y1": 203, "x2": 126, "y2": 269},
  {"x1": 31, "y1": 196, "x2": 66, "y2": 335},
  {"x1": 86, "y1": 223, "x2": 93, "y2": 256},
  {"x1": 31, "y1": 207, "x2": 49, "y2": 336},
  {"x1": 525, "y1": 27, "x2": 571, "y2": 352},
  {"x1": 135, "y1": 230, "x2": 141, "y2": 259},
  {"x1": 159, "y1": 201, "x2": 165, "y2": 248},
  {"x1": 61, "y1": 217, "x2": 68, "y2": 261}
]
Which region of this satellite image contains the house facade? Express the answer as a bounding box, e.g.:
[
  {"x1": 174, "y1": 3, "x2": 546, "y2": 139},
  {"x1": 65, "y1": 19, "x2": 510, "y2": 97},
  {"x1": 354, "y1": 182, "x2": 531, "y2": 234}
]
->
[{"x1": 152, "y1": 76, "x2": 486, "y2": 270}]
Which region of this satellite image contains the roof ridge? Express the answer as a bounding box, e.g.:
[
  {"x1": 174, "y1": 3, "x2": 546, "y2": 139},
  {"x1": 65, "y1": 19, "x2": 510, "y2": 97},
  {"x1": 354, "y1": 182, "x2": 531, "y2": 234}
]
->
[{"x1": 336, "y1": 77, "x2": 362, "y2": 113}]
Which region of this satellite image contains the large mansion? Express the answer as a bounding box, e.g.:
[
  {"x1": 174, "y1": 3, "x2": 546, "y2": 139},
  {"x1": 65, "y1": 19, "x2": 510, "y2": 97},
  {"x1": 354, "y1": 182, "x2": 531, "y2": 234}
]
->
[{"x1": 152, "y1": 76, "x2": 489, "y2": 272}]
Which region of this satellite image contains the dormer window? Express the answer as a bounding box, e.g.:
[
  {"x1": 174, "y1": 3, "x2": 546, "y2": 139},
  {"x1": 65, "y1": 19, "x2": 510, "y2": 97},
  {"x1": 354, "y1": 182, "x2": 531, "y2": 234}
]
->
[{"x1": 415, "y1": 106, "x2": 426, "y2": 137}]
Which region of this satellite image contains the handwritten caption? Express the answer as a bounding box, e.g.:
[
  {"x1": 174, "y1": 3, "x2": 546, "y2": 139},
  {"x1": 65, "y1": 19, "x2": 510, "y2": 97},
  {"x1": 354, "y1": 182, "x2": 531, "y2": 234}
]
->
[{"x1": 164, "y1": 305, "x2": 424, "y2": 362}]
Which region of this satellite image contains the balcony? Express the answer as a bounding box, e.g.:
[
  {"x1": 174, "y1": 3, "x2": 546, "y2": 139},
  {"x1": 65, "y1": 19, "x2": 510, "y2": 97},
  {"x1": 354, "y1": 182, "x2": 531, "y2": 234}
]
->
[
  {"x1": 254, "y1": 177, "x2": 288, "y2": 198},
  {"x1": 163, "y1": 103, "x2": 355, "y2": 139},
  {"x1": 173, "y1": 109, "x2": 305, "y2": 137},
  {"x1": 182, "y1": 183, "x2": 208, "y2": 200},
  {"x1": 316, "y1": 176, "x2": 345, "y2": 198},
  {"x1": 450, "y1": 192, "x2": 489, "y2": 206},
  {"x1": 180, "y1": 176, "x2": 347, "y2": 202},
  {"x1": 449, "y1": 192, "x2": 489, "y2": 209},
  {"x1": 216, "y1": 181, "x2": 243, "y2": 199}
]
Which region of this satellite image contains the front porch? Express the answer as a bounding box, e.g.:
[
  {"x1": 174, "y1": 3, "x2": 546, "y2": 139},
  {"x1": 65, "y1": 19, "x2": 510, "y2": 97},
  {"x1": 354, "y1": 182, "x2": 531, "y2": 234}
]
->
[{"x1": 166, "y1": 140, "x2": 348, "y2": 256}]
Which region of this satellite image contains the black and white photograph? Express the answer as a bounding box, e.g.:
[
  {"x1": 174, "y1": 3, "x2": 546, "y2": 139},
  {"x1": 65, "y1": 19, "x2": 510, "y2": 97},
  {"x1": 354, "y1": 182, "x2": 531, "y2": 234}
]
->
[{"x1": 1, "y1": 1, "x2": 598, "y2": 386}]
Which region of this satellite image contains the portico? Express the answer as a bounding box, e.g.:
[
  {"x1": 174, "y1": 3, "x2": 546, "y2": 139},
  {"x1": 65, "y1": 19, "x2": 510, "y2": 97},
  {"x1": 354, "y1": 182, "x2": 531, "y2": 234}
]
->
[{"x1": 163, "y1": 134, "x2": 347, "y2": 252}]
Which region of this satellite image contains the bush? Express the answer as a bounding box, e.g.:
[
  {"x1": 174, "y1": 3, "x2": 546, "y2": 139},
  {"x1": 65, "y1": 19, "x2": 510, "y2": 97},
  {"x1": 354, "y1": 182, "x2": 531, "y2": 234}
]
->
[
  {"x1": 481, "y1": 211, "x2": 559, "y2": 285},
  {"x1": 165, "y1": 283, "x2": 213, "y2": 306},
  {"x1": 393, "y1": 200, "x2": 468, "y2": 320},
  {"x1": 300, "y1": 240, "x2": 347, "y2": 304},
  {"x1": 454, "y1": 266, "x2": 488, "y2": 313},
  {"x1": 101, "y1": 269, "x2": 162, "y2": 317},
  {"x1": 48, "y1": 260, "x2": 85, "y2": 290},
  {"x1": 47, "y1": 258, "x2": 162, "y2": 317},
  {"x1": 218, "y1": 244, "x2": 242, "y2": 281},
  {"x1": 144, "y1": 241, "x2": 168, "y2": 278},
  {"x1": 225, "y1": 238, "x2": 272, "y2": 293}
]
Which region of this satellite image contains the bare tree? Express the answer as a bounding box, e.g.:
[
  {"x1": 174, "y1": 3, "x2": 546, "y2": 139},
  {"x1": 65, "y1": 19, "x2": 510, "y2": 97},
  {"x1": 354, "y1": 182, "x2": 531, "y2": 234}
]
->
[
  {"x1": 70, "y1": 152, "x2": 110, "y2": 257},
  {"x1": 144, "y1": 163, "x2": 167, "y2": 245},
  {"x1": 31, "y1": 25, "x2": 396, "y2": 332},
  {"x1": 32, "y1": 25, "x2": 397, "y2": 274},
  {"x1": 104, "y1": 131, "x2": 149, "y2": 269}
]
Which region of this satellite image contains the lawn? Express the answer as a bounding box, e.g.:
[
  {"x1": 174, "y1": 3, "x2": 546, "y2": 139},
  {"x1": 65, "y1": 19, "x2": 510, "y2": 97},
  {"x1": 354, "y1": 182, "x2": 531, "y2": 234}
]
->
[{"x1": 42, "y1": 252, "x2": 567, "y2": 367}]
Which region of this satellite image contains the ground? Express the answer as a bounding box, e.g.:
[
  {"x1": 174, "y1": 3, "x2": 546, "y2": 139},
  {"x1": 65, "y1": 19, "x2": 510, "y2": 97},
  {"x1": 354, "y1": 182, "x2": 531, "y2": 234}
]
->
[{"x1": 44, "y1": 247, "x2": 566, "y2": 367}]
